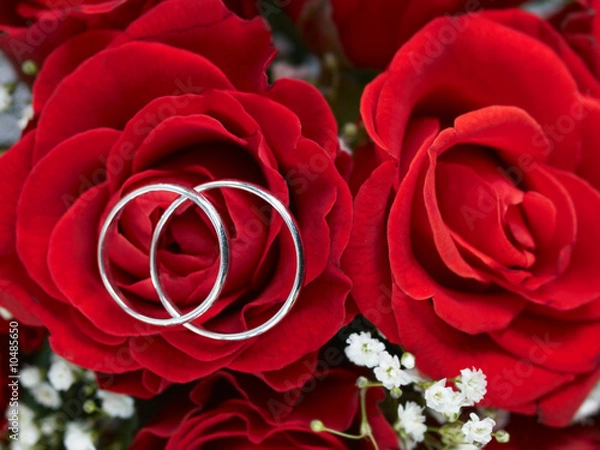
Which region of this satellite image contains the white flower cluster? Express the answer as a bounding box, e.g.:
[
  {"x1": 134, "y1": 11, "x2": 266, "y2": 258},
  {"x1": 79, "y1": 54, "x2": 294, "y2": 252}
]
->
[
  {"x1": 345, "y1": 331, "x2": 385, "y2": 368},
  {"x1": 344, "y1": 333, "x2": 505, "y2": 449},
  {"x1": 0, "y1": 51, "x2": 35, "y2": 147},
  {"x1": 424, "y1": 368, "x2": 487, "y2": 419},
  {"x1": 20, "y1": 356, "x2": 82, "y2": 413},
  {"x1": 4, "y1": 353, "x2": 136, "y2": 450},
  {"x1": 461, "y1": 413, "x2": 496, "y2": 447},
  {"x1": 96, "y1": 390, "x2": 135, "y2": 419},
  {"x1": 396, "y1": 401, "x2": 427, "y2": 443},
  {"x1": 6, "y1": 405, "x2": 39, "y2": 450},
  {"x1": 64, "y1": 422, "x2": 96, "y2": 450},
  {"x1": 345, "y1": 332, "x2": 416, "y2": 390}
]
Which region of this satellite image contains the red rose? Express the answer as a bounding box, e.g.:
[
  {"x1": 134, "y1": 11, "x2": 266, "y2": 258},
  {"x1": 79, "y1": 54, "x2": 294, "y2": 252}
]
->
[
  {"x1": 550, "y1": 0, "x2": 600, "y2": 79},
  {"x1": 0, "y1": 0, "x2": 163, "y2": 72},
  {"x1": 0, "y1": 0, "x2": 353, "y2": 398},
  {"x1": 487, "y1": 415, "x2": 600, "y2": 449},
  {"x1": 344, "y1": 10, "x2": 600, "y2": 427},
  {"x1": 286, "y1": 0, "x2": 526, "y2": 69},
  {"x1": 130, "y1": 369, "x2": 398, "y2": 449}
]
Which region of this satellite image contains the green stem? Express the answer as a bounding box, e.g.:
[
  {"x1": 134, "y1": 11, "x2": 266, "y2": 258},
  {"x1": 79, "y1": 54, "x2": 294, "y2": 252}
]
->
[
  {"x1": 423, "y1": 439, "x2": 435, "y2": 450},
  {"x1": 360, "y1": 387, "x2": 368, "y2": 422},
  {"x1": 312, "y1": 381, "x2": 383, "y2": 449},
  {"x1": 367, "y1": 433, "x2": 380, "y2": 450},
  {"x1": 321, "y1": 427, "x2": 366, "y2": 440},
  {"x1": 359, "y1": 386, "x2": 382, "y2": 450}
]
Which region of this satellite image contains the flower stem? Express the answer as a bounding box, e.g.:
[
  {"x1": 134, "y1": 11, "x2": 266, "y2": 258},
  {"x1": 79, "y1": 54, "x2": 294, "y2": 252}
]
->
[
  {"x1": 311, "y1": 381, "x2": 382, "y2": 449},
  {"x1": 321, "y1": 427, "x2": 366, "y2": 440},
  {"x1": 368, "y1": 433, "x2": 380, "y2": 450}
]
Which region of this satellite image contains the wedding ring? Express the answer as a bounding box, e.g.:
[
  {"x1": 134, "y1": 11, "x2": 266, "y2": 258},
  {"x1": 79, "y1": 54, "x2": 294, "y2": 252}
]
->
[
  {"x1": 97, "y1": 180, "x2": 304, "y2": 341},
  {"x1": 97, "y1": 183, "x2": 229, "y2": 327}
]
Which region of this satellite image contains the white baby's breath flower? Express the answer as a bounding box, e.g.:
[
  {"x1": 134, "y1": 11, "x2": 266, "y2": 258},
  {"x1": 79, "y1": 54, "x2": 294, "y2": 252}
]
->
[
  {"x1": 0, "y1": 86, "x2": 11, "y2": 112},
  {"x1": 31, "y1": 382, "x2": 61, "y2": 409},
  {"x1": 20, "y1": 420, "x2": 40, "y2": 447},
  {"x1": 97, "y1": 390, "x2": 135, "y2": 419},
  {"x1": 573, "y1": 382, "x2": 600, "y2": 423},
  {"x1": 17, "y1": 104, "x2": 33, "y2": 130},
  {"x1": 40, "y1": 415, "x2": 59, "y2": 436},
  {"x1": 401, "y1": 438, "x2": 418, "y2": 450},
  {"x1": 0, "y1": 307, "x2": 13, "y2": 320},
  {"x1": 345, "y1": 332, "x2": 385, "y2": 368},
  {"x1": 461, "y1": 413, "x2": 496, "y2": 446},
  {"x1": 425, "y1": 379, "x2": 464, "y2": 418},
  {"x1": 456, "y1": 368, "x2": 487, "y2": 406},
  {"x1": 64, "y1": 422, "x2": 95, "y2": 450},
  {"x1": 396, "y1": 401, "x2": 427, "y2": 443},
  {"x1": 401, "y1": 352, "x2": 416, "y2": 369},
  {"x1": 374, "y1": 352, "x2": 413, "y2": 390},
  {"x1": 20, "y1": 366, "x2": 42, "y2": 389},
  {"x1": 16, "y1": 404, "x2": 35, "y2": 425},
  {"x1": 84, "y1": 370, "x2": 96, "y2": 382},
  {"x1": 10, "y1": 442, "x2": 35, "y2": 450},
  {"x1": 48, "y1": 358, "x2": 76, "y2": 391},
  {"x1": 453, "y1": 445, "x2": 479, "y2": 450}
]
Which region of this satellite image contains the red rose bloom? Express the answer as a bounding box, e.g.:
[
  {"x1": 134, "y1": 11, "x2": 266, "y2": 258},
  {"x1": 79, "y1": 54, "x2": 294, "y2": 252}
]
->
[
  {"x1": 130, "y1": 369, "x2": 398, "y2": 449},
  {"x1": 344, "y1": 10, "x2": 600, "y2": 426},
  {"x1": 0, "y1": 0, "x2": 163, "y2": 71},
  {"x1": 286, "y1": 0, "x2": 526, "y2": 69},
  {"x1": 0, "y1": 0, "x2": 353, "y2": 397}
]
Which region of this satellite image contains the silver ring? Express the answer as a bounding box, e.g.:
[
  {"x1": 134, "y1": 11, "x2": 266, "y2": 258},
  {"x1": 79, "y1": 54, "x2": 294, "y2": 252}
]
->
[
  {"x1": 97, "y1": 180, "x2": 305, "y2": 341},
  {"x1": 97, "y1": 183, "x2": 229, "y2": 327},
  {"x1": 150, "y1": 181, "x2": 305, "y2": 341}
]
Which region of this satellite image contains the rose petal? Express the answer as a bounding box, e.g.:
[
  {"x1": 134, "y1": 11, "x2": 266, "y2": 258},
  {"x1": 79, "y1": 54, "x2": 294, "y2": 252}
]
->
[
  {"x1": 17, "y1": 128, "x2": 120, "y2": 299},
  {"x1": 531, "y1": 169, "x2": 600, "y2": 308},
  {"x1": 0, "y1": 132, "x2": 35, "y2": 255},
  {"x1": 343, "y1": 161, "x2": 401, "y2": 343},
  {"x1": 48, "y1": 184, "x2": 163, "y2": 336},
  {"x1": 490, "y1": 314, "x2": 600, "y2": 373},
  {"x1": 33, "y1": 29, "x2": 120, "y2": 114},
  {"x1": 34, "y1": 41, "x2": 233, "y2": 160},
  {"x1": 113, "y1": 0, "x2": 274, "y2": 91},
  {"x1": 393, "y1": 291, "x2": 575, "y2": 409}
]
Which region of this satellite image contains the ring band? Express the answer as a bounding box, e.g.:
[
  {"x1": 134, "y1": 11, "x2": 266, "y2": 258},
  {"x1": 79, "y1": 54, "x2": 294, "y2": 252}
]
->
[
  {"x1": 97, "y1": 180, "x2": 304, "y2": 341},
  {"x1": 97, "y1": 183, "x2": 229, "y2": 327}
]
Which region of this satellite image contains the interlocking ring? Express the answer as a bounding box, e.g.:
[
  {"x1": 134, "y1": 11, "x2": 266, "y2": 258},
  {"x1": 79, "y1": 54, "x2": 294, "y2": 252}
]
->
[
  {"x1": 97, "y1": 180, "x2": 305, "y2": 341},
  {"x1": 98, "y1": 183, "x2": 230, "y2": 327}
]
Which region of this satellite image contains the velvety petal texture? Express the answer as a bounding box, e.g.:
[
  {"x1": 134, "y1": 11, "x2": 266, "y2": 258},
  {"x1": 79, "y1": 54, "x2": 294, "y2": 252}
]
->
[
  {"x1": 0, "y1": 0, "x2": 353, "y2": 395},
  {"x1": 129, "y1": 370, "x2": 398, "y2": 450},
  {"x1": 0, "y1": 0, "x2": 163, "y2": 74},
  {"x1": 345, "y1": 10, "x2": 600, "y2": 427}
]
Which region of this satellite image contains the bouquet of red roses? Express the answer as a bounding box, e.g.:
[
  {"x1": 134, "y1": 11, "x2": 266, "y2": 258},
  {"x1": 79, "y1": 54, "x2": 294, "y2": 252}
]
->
[{"x1": 0, "y1": 0, "x2": 598, "y2": 449}]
